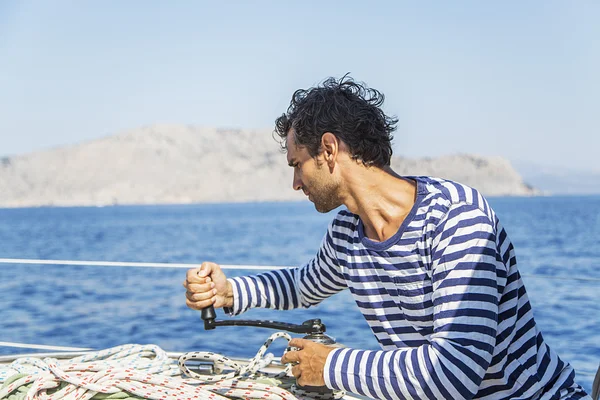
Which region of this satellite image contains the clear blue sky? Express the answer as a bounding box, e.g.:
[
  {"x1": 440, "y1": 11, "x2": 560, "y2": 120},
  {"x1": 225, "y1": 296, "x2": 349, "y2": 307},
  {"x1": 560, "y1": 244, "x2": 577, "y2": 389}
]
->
[{"x1": 1, "y1": 1, "x2": 598, "y2": 171}]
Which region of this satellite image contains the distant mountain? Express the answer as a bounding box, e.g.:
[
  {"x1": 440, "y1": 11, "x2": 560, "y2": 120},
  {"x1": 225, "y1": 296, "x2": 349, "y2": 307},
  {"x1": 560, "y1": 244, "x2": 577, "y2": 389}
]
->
[
  {"x1": 392, "y1": 154, "x2": 538, "y2": 198},
  {"x1": 512, "y1": 160, "x2": 600, "y2": 195},
  {"x1": 0, "y1": 125, "x2": 538, "y2": 208}
]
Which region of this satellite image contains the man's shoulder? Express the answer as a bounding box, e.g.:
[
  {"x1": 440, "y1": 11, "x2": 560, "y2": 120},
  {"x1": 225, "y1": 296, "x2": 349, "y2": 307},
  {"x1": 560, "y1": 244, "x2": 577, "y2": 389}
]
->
[
  {"x1": 328, "y1": 176, "x2": 489, "y2": 222},
  {"x1": 408, "y1": 176, "x2": 497, "y2": 229},
  {"x1": 412, "y1": 175, "x2": 490, "y2": 210}
]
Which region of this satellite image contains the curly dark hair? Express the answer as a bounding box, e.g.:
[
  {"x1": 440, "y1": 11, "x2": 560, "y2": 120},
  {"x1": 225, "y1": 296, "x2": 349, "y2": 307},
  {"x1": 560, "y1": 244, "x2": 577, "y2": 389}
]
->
[{"x1": 274, "y1": 75, "x2": 398, "y2": 168}]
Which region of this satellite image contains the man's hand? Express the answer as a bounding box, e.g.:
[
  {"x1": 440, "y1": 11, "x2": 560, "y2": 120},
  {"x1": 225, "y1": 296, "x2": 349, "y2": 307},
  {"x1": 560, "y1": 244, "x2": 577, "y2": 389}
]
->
[
  {"x1": 280, "y1": 338, "x2": 335, "y2": 387},
  {"x1": 183, "y1": 262, "x2": 233, "y2": 310}
]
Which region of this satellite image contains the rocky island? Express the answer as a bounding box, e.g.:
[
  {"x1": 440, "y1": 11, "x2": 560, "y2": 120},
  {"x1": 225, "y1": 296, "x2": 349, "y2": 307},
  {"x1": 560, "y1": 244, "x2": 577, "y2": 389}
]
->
[{"x1": 0, "y1": 125, "x2": 538, "y2": 208}]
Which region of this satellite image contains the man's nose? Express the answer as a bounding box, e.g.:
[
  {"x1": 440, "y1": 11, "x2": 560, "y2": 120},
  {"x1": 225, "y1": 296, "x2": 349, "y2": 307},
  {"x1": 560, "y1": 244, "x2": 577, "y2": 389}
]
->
[{"x1": 293, "y1": 172, "x2": 302, "y2": 191}]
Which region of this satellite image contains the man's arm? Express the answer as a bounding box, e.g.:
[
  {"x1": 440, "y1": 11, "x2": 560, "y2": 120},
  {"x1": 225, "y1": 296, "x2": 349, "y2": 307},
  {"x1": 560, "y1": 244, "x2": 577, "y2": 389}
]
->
[
  {"x1": 225, "y1": 219, "x2": 347, "y2": 316},
  {"x1": 319, "y1": 204, "x2": 503, "y2": 400}
]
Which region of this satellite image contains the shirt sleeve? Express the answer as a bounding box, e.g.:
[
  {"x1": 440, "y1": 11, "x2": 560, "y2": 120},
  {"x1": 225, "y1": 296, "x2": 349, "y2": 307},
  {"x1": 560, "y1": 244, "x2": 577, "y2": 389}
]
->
[
  {"x1": 225, "y1": 218, "x2": 348, "y2": 316},
  {"x1": 323, "y1": 203, "x2": 504, "y2": 400}
]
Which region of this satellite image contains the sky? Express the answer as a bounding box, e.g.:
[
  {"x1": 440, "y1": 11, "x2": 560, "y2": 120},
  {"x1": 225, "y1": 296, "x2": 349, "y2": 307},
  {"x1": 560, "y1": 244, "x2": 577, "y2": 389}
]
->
[{"x1": 0, "y1": 1, "x2": 598, "y2": 172}]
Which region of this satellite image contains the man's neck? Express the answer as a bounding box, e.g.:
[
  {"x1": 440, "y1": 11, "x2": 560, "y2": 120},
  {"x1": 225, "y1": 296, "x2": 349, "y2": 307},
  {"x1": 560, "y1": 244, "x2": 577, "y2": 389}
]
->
[{"x1": 341, "y1": 166, "x2": 417, "y2": 242}]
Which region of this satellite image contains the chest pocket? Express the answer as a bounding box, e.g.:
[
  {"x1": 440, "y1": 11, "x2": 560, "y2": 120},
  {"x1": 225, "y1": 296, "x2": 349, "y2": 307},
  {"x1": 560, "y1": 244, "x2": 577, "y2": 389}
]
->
[{"x1": 390, "y1": 271, "x2": 434, "y2": 329}]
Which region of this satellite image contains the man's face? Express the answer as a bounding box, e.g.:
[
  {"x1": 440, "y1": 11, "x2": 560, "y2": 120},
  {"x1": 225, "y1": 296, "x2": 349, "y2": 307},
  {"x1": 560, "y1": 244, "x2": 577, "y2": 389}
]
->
[{"x1": 286, "y1": 131, "x2": 341, "y2": 213}]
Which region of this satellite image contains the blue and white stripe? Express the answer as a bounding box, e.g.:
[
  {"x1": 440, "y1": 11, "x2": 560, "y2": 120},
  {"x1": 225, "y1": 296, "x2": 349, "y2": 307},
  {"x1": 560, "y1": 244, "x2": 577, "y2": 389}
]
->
[{"x1": 227, "y1": 176, "x2": 589, "y2": 400}]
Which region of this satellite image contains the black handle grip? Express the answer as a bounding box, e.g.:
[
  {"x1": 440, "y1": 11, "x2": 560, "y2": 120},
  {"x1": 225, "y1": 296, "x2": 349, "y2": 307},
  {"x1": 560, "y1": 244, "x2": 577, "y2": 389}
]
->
[
  {"x1": 201, "y1": 305, "x2": 217, "y2": 330},
  {"x1": 198, "y1": 304, "x2": 327, "y2": 335}
]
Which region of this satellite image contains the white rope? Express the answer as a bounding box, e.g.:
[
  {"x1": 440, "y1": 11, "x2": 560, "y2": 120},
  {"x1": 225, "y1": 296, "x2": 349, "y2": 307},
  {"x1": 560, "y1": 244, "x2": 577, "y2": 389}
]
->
[
  {"x1": 178, "y1": 332, "x2": 293, "y2": 382},
  {"x1": 0, "y1": 258, "x2": 287, "y2": 270},
  {"x1": 1, "y1": 258, "x2": 599, "y2": 282}
]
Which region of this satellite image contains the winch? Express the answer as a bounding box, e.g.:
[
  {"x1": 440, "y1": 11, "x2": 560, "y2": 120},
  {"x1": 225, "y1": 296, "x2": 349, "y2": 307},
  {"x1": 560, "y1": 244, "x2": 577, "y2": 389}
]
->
[{"x1": 201, "y1": 305, "x2": 338, "y2": 396}]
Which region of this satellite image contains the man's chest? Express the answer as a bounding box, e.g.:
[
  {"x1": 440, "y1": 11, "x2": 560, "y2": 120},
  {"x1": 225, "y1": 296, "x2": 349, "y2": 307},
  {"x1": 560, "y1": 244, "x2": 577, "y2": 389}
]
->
[{"x1": 341, "y1": 245, "x2": 434, "y2": 327}]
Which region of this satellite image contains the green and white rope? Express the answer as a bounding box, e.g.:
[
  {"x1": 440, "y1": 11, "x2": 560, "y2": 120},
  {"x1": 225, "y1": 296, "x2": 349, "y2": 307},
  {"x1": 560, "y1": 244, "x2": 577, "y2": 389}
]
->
[
  {"x1": 0, "y1": 336, "x2": 346, "y2": 400},
  {"x1": 0, "y1": 344, "x2": 206, "y2": 400}
]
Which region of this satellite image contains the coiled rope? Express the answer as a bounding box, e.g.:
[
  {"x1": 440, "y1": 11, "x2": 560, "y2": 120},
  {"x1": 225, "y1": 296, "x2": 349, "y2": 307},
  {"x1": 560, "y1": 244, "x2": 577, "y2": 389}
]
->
[{"x1": 0, "y1": 334, "x2": 345, "y2": 400}]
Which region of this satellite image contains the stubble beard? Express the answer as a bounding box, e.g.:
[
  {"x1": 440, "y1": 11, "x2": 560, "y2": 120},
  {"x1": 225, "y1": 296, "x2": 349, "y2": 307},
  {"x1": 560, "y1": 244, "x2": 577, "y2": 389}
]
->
[{"x1": 310, "y1": 178, "x2": 341, "y2": 213}]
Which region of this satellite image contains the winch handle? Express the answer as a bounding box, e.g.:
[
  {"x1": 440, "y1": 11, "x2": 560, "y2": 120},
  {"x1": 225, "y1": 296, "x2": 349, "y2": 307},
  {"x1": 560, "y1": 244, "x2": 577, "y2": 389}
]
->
[
  {"x1": 201, "y1": 305, "x2": 217, "y2": 330},
  {"x1": 199, "y1": 304, "x2": 328, "y2": 335}
]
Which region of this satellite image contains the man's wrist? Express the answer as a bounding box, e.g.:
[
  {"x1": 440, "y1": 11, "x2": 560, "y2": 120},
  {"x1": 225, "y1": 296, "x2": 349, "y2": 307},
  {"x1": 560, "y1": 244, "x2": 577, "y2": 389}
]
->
[{"x1": 224, "y1": 280, "x2": 234, "y2": 308}]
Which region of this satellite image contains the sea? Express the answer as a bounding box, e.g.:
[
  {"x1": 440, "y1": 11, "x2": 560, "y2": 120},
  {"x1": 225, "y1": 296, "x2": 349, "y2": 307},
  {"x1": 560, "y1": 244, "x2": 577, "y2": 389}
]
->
[{"x1": 0, "y1": 196, "x2": 598, "y2": 394}]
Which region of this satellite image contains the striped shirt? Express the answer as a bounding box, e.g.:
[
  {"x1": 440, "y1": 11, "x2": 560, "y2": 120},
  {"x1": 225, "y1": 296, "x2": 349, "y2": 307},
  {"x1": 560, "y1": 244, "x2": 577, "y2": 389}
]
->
[{"x1": 227, "y1": 176, "x2": 589, "y2": 400}]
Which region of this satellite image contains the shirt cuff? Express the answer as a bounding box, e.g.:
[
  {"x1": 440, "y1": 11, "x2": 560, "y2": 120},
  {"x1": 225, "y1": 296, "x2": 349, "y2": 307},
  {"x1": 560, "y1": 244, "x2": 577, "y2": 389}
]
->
[
  {"x1": 223, "y1": 277, "x2": 244, "y2": 316},
  {"x1": 323, "y1": 347, "x2": 349, "y2": 391}
]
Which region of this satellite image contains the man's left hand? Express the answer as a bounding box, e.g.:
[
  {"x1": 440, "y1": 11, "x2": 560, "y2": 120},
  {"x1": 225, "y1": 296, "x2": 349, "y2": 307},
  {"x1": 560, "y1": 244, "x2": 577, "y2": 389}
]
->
[{"x1": 280, "y1": 338, "x2": 335, "y2": 387}]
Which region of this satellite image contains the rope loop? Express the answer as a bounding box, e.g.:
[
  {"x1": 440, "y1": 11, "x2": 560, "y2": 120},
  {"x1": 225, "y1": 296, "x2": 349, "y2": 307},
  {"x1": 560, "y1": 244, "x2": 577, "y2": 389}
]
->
[{"x1": 178, "y1": 332, "x2": 293, "y2": 382}]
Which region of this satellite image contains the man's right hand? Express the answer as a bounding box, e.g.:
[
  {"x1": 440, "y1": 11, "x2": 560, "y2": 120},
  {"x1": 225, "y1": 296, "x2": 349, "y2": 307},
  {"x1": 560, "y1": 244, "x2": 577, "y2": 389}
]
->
[{"x1": 184, "y1": 262, "x2": 234, "y2": 310}]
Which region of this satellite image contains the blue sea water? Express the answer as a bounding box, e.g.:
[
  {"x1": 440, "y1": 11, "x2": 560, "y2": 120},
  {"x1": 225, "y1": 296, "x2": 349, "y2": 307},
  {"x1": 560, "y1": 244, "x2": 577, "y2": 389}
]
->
[{"x1": 0, "y1": 196, "x2": 598, "y2": 394}]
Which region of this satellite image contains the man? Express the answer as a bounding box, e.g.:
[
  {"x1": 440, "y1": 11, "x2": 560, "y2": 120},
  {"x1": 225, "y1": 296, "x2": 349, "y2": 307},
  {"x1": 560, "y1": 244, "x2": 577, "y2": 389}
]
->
[{"x1": 184, "y1": 77, "x2": 590, "y2": 399}]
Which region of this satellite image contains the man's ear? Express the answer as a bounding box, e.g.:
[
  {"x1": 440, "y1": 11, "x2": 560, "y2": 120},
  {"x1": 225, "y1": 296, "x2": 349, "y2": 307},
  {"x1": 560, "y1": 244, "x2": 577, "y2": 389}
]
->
[{"x1": 321, "y1": 132, "x2": 338, "y2": 167}]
